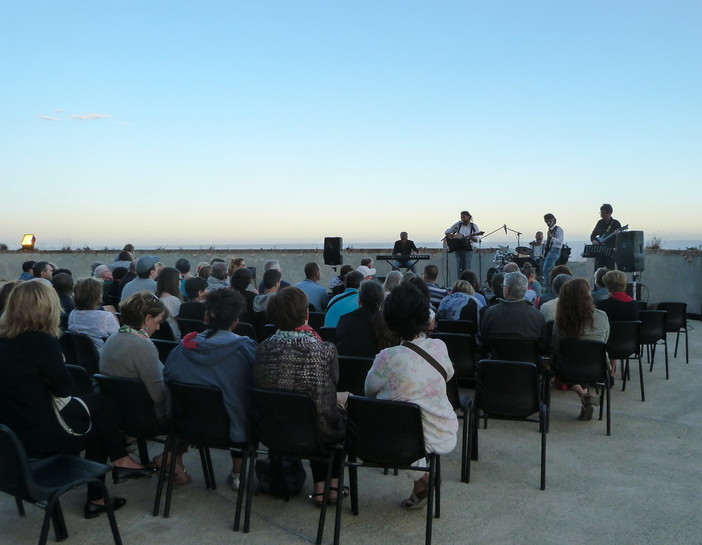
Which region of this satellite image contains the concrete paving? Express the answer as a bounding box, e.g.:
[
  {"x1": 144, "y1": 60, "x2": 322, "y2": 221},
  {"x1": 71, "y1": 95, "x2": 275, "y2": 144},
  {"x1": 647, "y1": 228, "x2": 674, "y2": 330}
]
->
[{"x1": 3, "y1": 324, "x2": 702, "y2": 545}]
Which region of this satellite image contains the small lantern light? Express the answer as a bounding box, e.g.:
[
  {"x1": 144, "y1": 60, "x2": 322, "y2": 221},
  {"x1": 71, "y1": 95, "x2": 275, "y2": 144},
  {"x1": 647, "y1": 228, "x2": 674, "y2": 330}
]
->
[{"x1": 21, "y1": 234, "x2": 36, "y2": 250}]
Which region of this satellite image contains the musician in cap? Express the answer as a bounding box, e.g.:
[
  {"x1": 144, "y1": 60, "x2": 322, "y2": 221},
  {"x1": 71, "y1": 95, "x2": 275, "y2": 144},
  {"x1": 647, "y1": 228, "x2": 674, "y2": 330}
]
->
[
  {"x1": 542, "y1": 213, "x2": 564, "y2": 290},
  {"x1": 444, "y1": 211, "x2": 481, "y2": 280},
  {"x1": 590, "y1": 203, "x2": 622, "y2": 270},
  {"x1": 392, "y1": 231, "x2": 419, "y2": 273}
]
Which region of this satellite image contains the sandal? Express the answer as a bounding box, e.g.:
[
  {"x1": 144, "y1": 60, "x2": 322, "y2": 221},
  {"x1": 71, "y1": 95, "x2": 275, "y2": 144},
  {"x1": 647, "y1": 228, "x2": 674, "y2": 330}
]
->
[
  {"x1": 151, "y1": 455, "x2": 192, "y2": 486},
  {"x1": 401, "y1": 489, "x2": 428, "y2": 510},
  {"x1": 308, "y1": 486, "x2": 349, "y2": 507}
]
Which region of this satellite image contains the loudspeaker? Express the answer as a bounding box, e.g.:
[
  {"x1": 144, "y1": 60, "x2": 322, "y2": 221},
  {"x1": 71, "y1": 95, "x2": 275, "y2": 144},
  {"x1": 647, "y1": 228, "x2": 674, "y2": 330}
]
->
[
  {"x1": 615, "y1": 231, "x2": 644, "y2": 272},
  {"x1": 323, "y1": 237, "x2": 343, "y2": 266}
]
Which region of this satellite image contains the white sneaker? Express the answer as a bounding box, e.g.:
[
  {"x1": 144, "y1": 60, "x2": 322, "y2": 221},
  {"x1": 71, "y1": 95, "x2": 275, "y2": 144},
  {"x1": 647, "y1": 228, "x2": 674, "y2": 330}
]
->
[{"x1": 229, "y1": 472, "x2": 240, "y2": 491}]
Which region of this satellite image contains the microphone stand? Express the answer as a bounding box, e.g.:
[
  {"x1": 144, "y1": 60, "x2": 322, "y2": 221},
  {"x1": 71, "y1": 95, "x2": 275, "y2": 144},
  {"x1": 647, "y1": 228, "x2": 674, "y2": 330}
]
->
[
  {"x1": 504, "y1": 225, "x2": 523, "y2": 249},
  {"x1": 479, "y1": 225, "x2": 507, "y2": 283}
]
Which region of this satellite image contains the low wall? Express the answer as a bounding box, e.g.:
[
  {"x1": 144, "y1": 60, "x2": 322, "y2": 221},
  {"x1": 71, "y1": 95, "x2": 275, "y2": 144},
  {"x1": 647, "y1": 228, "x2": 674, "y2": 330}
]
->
[{"x1": 1, "y1": 248, "x2": 700, "y2": 313}]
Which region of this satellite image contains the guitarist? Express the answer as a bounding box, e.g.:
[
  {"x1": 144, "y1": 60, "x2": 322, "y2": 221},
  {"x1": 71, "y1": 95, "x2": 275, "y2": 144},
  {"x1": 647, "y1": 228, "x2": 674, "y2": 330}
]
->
[
  {"x1": 444, "y1": 210, "x2": 482, "y2": 280},
  {"x1": 590, "y1": 203, "x2": 622, "y2": 269}
]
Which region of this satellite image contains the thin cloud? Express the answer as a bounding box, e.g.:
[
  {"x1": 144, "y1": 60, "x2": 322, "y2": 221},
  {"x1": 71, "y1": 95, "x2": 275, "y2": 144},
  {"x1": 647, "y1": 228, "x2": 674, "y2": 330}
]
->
[
  {"x1": 39, "y1": 115, "x2": 60, "y2": 121},
  {"x1": 69, "y1": 113, "x2": 111, "y2": 121}
]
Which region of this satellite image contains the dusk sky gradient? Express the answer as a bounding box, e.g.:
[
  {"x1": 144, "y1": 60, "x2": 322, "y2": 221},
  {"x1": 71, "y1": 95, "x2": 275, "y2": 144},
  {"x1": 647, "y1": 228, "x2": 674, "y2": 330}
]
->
[{"x1": 1, "y1": 0, "x2": 700, "y2": 250}]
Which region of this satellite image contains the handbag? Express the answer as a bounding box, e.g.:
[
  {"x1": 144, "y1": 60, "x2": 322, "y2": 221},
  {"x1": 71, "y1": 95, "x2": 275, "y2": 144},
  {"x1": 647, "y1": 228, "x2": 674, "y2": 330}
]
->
[{"x1": 52, "y1": 395, "x2": 92, "y2": 436}]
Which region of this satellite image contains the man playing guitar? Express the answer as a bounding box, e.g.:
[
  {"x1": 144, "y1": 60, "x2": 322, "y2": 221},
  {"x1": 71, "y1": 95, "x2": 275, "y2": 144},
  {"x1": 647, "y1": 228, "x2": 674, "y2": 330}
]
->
[
  {"x1": 590, "y1": 203, "x2": 623, "y2": 269},
  {"x1": 444, "y1": 210, "x2": 483, "y2": 280}
]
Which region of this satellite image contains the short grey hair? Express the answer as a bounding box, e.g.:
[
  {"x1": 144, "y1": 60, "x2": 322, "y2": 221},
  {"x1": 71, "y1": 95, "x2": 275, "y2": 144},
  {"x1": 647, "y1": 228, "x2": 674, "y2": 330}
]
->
[
  {"x1": 503, "y1": 272, "x2": 528, "y2": 299},
  {"x1": 503, "y1": 262, "x2": 519, "y2": 273},
  {"x1": 552, "y1": 274, "x2": 572, "y2": 296},
  {"x1": 263, "y1": 260, "x2": 281, "y2": 272}
]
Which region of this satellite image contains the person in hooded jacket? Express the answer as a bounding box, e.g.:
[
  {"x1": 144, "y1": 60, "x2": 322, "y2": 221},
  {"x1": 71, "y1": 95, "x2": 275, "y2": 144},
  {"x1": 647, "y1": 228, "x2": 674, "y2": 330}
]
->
[{"x1": 164, "y1": 287, "x2": 257, "y2": 490}]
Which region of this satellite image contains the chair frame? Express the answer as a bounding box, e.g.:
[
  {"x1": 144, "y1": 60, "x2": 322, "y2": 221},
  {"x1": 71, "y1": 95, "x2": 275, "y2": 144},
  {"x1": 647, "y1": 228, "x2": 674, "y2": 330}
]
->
[
  {"x1": 606, "y1": 321, "x2": 644, "y2": 401},
  {"x1": 336, "y1": 355, "x2": 375, "y2": 396},
  {"x1": 638, "y1": 310, "x2": 669, "y2": 380},
  {"x1": 656, "y1": 302, "x2": 689, "y2": 364}
]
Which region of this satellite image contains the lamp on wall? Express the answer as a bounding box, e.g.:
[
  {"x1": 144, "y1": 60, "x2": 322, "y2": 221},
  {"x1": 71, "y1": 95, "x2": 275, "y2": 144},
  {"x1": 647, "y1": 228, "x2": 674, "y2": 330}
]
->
[{"x1": 21, "y1": 234, "x2": 36, "y2": 250}]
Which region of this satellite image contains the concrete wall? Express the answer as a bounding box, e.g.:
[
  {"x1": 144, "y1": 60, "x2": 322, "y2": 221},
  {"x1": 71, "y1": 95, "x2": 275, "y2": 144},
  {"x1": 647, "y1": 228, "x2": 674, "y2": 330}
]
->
[{"x1": 1, "y1": 248, "x2": 700, "y2": 313}]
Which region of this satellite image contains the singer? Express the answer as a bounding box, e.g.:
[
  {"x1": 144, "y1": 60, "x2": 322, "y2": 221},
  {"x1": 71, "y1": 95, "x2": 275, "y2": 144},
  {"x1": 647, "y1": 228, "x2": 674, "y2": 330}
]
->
[
  {"x1": 444, "y1": 211, "x2": 481, "y2": 280},
  {"x1": 542, "y1": 213, "x2": 564, "y2": 289}
]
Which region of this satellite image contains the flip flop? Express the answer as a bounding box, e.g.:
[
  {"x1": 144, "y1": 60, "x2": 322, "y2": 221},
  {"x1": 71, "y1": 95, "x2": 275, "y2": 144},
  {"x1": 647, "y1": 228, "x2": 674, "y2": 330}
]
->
[{"x1": 308, "y1": 486, "x2": 349, "y2": 507}]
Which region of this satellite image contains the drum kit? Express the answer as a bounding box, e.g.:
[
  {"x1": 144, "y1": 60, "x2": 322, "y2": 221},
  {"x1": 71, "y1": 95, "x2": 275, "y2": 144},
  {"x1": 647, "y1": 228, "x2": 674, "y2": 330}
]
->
[{"x1": 492, "y1": 245, "x2": 540, "y2": 272}]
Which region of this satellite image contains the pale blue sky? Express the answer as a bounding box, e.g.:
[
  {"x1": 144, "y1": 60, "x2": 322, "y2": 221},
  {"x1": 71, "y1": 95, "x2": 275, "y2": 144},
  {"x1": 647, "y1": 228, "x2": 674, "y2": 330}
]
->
[{"x1": 1, "y1": 0, "x2": 700, "y2": 249}]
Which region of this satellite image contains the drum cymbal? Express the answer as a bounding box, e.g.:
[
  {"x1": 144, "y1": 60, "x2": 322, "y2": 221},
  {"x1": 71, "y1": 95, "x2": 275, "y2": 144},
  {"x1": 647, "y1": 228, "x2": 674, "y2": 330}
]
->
[{"x1": 516, "y1": 246, "x2": 533, "y2": 256}]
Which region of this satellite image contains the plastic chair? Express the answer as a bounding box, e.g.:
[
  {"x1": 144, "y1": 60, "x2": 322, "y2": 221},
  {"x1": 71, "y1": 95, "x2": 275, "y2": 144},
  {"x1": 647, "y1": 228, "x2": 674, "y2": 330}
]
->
[
  {"x1": 94, "y1": 374, "x2": 167, "y2": 466},
  {"x1": 151, "y1": 338, "x2": 179, "y2": 364},
  {"x1": 0, "y1": 424, "x2": 123, "y2": 545},
  {"x1": 233, "y1": 321, "x2": 257, "y2": 342},
  {"x1": 245, "y1": 388, "x2": 345, "y2": 545},
  {"x1": 308, "y1": 311, "x2": 325, "y2": 332},
  {"x1": 65, "y1": 364, "x2": 95, "y2": 396},
  {"x1": 554, "y1": 339, "x2": 611, "y2": 435},
  {"x1": 337, "y1": 356, "x2": 374, "y2": 396},
  {"x1": 466, "y1": 360, "x2": 547, "y2": 489},
  {"x1": 429, "y1": 332, "x2": 478, "y2": 388},
  {"x1": 445, "y1": 376, "x2": 471, "y2": 484},
  {"x1": 656, "y1": 302, "x2": 689, "y2": 364},
  {"x1": 436, "y1": 319, "x2": 476, "y2": 335},
  {"x1": 153, "y1": 381, "x2": 249, "y2": 531},
  {"x1": 319, "y1": 326, "x2": 336, "y2": 344},
  {"x1": 638, "y1": 310, "x2": 669, "y2": 379},
  {"x1": 176, "y1": 318, "x2": 207, "y2": 336},
  {"x1": 60, "y1": 332, "x2": 101, "y2": 376},
  {"x1": 606, "y1": 321, "x2": 644, "y2": 401},
  {"x1": 345, "y1": 396, "x2": 441, "y2": 545}
]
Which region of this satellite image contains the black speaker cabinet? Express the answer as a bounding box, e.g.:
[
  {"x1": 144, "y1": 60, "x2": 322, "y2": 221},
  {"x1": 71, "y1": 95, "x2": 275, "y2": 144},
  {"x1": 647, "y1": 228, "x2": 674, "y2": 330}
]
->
[
  {"x1": 323, "y1": 237, "x2": 343, "y2": 266},
  {"x1": 615, "y1": 230, "x2": 644, "y2": 272}
]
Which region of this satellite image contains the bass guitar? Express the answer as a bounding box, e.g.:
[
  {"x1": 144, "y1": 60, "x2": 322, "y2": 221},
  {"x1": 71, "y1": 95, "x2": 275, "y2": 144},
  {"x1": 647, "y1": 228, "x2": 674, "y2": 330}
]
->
[{"x1": 595, "y1": 224, "x2": 628, "y2": 245}]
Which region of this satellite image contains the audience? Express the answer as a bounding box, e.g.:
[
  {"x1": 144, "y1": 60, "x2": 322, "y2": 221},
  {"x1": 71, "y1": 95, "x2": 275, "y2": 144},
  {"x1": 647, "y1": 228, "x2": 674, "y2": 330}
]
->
[
  {"x1": 423, "y1": 265, "x2": 449, "y2": 308},
  {"x1": 33, "y1": 261, "x2": 54, "y2": 285},
  {"x1": 296, "y1": 262, "x2": 329, "y2": 312},
  {"x1": 437, "y1": 279, "x2": 482, "y2": 323},
  {"x1": 178, "y1": 277, "x2": 208, "y2": 322},
  {"x1": 206, "y1": 262, "x2": 230, "y2": 292},
  {"x1": 328, "y1": 264, "x2": 353, "y2": 297},
  {"x1": 52, "y1": 272, "x2": 75, "y2": 331},
  {"x1": 68, "y1": 277, "x2": 120, "y2": 354},
  {"x1": 592, "y1": 267, "x2": 610, "y2": 303},
  {"x1": 230, "y1": 268, "x2": 257, "y2": 325},
  {"x1": 539, "y1": 273, "x2": 572, "y2": 323},
  {"x1": 156, "y1": 267, "x2": 183, "y2": 340},
  {"x1": 120, "y1": 256, "x2": 159, "y2": 302},
  {"x1": 19, "y1": 260, "x2": 35, "y2": 281},
  {"x1": 383, "y1": 270, "x2": 403, "y2": 295},
  {"x1": 324, "y1": 270, "x2": 363, "y2": 327},
  {"x1": 258, "y1": 260, "x2": 291, "y2": 293}
]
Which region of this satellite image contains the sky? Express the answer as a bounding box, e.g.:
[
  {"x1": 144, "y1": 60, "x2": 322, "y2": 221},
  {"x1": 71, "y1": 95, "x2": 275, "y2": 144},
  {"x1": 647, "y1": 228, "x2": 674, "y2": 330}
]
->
[{"x1": 1, "y1": 0, "x2": 701, "y2": 250}]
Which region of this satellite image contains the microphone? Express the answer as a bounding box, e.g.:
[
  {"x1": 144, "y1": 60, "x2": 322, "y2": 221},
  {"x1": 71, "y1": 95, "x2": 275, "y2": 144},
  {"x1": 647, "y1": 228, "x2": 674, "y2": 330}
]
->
[{"x1": 503, "y1": 224, "x2": 507, "y2": 235}]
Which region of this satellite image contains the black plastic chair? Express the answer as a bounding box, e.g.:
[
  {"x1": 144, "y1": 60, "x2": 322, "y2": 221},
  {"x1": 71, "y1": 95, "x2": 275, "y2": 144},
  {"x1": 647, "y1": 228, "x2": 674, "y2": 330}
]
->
[
  {"x1": 176, "y1": 318, "x2": 207, "y2": 336},
  {"x1": 308, "y1": 311, "x2": 325, "y2": 332},
  {"x1": 233, "y1": 321, "x2": 257, "y2": 342},
  {"x1": 638, "y1": 310, "x2": 669, "y2": 379},
  {"x1": 337, "y1": 356, "x2": 374, "y2": 396},
  {"x1": 60, "y1": 332, "x2": 101, "y2": 376},
  {"x1": 606, "y1": 321, "x2": 644, "y2": 401},
  {"x1": 346, "y1": 396, "x2": 441, "y2": 545},
  {"x1": 429, "y1": 332, "x2": 478, "y2": 388},
  {"x1": 466, "y1": 360, "x2": 547, "y2": 489},
  {"x1": 554, "y1": 339, "x2": 611, "y2": 435},
  {"x1": 151, "y1": 320, "x2": 176, "y2": 342},
  {"x1": 445, "y1": 376, "x2": 471, "y2": 484},
  {"x1": 246, "y1": 388, "x2": 344, "y2": 545},
  {"x1": 153, "y1": 381, "x2": 249, "y2": 530},
  {"x1": 656, "y1": 302, "x2": 689, "y2": 364},
  {"x1": 65, "y1": 364, "x2": 95, "y2": 396},
  {"x1": 436, "y1": 319, "x2": 476, "y2": 335},
  {"x1": 151, "y1": 338, "x2": 179, "y2": 364},
  {"x1": 261, "y1": 323, "x2": 278, "y2": 341},
  {"x1": 0, "y1": 424, "x2": 123, "y2": 545},
  {"x1": 93, "y1": 374, "x2": 167, "y2": 466},
  {"x1": 319, "y1": 326, "x2": 337, "y2": 344}
]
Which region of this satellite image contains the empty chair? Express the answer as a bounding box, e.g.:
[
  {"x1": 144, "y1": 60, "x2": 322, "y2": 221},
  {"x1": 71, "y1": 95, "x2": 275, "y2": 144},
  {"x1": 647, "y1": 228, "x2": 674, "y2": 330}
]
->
[
  {"x1": 429, "y1": 331, "x2": 478, "y2": 387},
  {"x1": 233, "y1": 321, "x2": 257, "y2": 342},
  {"x1": 638, "y1": 310, "x2": 669, "y2": 379},
  {"x1": 656, "y1": 302, "x2": 689, "y2": 364},
  {"x1": 337, "y1": 356, "x2": 374, "y2": 396},
  {"x1": 319, "y1": 326, "x2": 337, "y2": 344},
  {"x1": 153, "y1": 381, "x2": 249, "y2": 530},
  {"x1": 0, "y1": 424, "x2": 123, "y2": 545},
  {"x1": 60, "y1": 331, "x2": 101, "y2": 375},
  {"x1": 346, "y1": 396, "x2": 441, "y2": 545},
  {"x1": 436, "y1": 319, "x2": 476, "y2": 335},
  {"x1": 466, "y1": 360, "x2": 547, "y2": 489},
  {"x1": 606, "y1": 321, "x2": 644, "y2": 401},
  {"x1": 94, "y1": 374, "x2": 167, "y2": 466},
  {"x1": 176, "y1": 317, "x2": 207, "y2": 336},
  {"x1": 554, "y1": 339, "x2": 611, "y2": 435},
  {"x1": 245, "y1": 388, "x2": 345, "y2": 545}
]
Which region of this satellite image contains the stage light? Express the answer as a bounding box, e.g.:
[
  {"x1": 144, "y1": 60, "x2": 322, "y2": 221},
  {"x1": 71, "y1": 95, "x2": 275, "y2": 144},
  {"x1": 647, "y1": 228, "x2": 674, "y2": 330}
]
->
[{"x1": 21, "y1": 234, "x2": 36, "y2": 250}]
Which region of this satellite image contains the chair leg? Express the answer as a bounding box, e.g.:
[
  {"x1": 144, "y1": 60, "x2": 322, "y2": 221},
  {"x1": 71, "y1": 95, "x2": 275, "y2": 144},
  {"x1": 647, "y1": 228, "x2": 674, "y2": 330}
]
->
[
  {"x1": 137, "y1": 438, "x2": 150, "y2": 466},
  {"x1": 332, "y1": 451, "x2": 346, "y2": 545},
  {"x1": 204, "y1": 447, "x2": 216, "y2": 489},
  {"x1": 314, "y1": 454, "x2": 335, "y2": 545},
  {"x1": 460, "y1": 410, "x2": 468, "y2": 482},
  {"x1": 14, "y1": 496, "x2": 25, "y2": 516},
  {"x1": 349, "y1": 458, "x2": 359, "y2": 516},
  {"x1": 540, "y1": 405, "x2": 547, "y2": 491},
  {"x1": 198, "y1": 447, "x2": 211, "y2": 489},
  {"x1": 663, "y1": 339, "x2": 669, "y2": 380},
  {"x1": 605, "y1": 380, "x2": 611, "y2": 436},
  {"x1": 425, "y1": 454, "x2": 435, "y2": 545},
  {"x1": 163, "y1": 439, "x2": 181, "y2": 518},
  {"x1": 638, "y1": 356, "x2": 645, "y2": 402},
  {"x1": 243, "y1": 448, "x2": 258, "y2": 533},
  {"x1": 152, "y1": 436, "x2": 173, "y2": 516},
  {"x1": 50, "y1": 498, "x2": 68, "y2": 542},
  {"x1": 38, "y1": 497, "x2": 56, "y2": 545},
  {"x1": 674, "y1": 331, "x2": 680, "y2": 358},
  {"x1": 96, "y1": 480, "x2": 124, "y2": 545},
  {"x1": 621, "y1": 359, "x2": 629, "y2": 392},
  {"x1": 233, "y1": 448, "x2": 248, "y2": 531},
  {"x1": 435, "y1": 455, "x2": 441, "y2": 519}
]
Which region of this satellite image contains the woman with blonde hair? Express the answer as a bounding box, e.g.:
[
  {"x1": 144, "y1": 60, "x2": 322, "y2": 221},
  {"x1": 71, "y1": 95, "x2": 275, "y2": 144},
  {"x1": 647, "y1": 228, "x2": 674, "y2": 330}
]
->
[
  {"x1": 437, "y1": 279, "x2": 482, "y2": 323},
  {"x1": 68, "y1": 277, "x2": 120, "y2": 353},
  {"x1": 0, "y1": 281, "x2": 153, "y2": 518},
  {"x1": 156, "y1": 266, "x2": 182, "y2": 340},
  {"x1": 382, "y1": 270, "x2": 402, "y2": 295}
]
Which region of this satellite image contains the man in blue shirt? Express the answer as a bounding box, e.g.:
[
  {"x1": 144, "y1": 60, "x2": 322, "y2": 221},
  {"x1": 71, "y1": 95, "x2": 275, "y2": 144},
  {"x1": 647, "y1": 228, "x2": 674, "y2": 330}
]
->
[
  {"x1": 295, "y1": 262, "x2": 329, "y2": 312},
  {"x1": 324, "y1": 270, "x2": 363, "y2": 327}
]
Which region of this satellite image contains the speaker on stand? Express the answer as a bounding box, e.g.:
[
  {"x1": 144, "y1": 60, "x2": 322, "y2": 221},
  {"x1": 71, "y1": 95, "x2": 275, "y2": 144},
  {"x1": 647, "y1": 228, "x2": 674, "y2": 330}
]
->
[
  {"x1": 323, "y1": 237, "x2": 343, "y2": 267},
  {"x1": 615, "y1": 230, "x2": 645, "y2": 300}
]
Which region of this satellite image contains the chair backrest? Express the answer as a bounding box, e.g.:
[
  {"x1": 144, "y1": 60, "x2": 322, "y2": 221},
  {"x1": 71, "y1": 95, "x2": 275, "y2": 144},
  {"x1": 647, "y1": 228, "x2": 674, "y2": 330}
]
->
[
  {"x1": 429, "y1": 332, "x2": 477, "y2": 380},
  {"x1": 151, "y1": 338, "x2": 179, "y2": 364},
  {"x1": 656, "y1": 302, "x2": 686, "y2": 332},
  {"x1": 606, "y1": 321, "x2": 641, "y2": 359},
  {"x1": 249, "y1": 388, "x2": 325, "y2": 456},
  {"x1": 319, "y1": 326, "x2": 336, "y2": 344},
  {"x1": 346, "y1": 396, "x2": 426, "y2": 466},
  {"x1": 475, "y1": 360, "x2": 541, "y2": 418},
  {"x1": 234, "y1": 321, "x2": 258, "y2": 342},
  {"x1": 58, "y1": 334, "x2": 77, "y2": 366},
  {"x1": 68, "y1": 332, "x2": 101, "y2": 375},
  {"x1": 308, "y1": 311, "x2": 325, "y2": 332},
  {"x1": 638, "y1": 310, "x2": 667, "y2": 344},
  {"x1": 151, "y1": 320, "x2": 176, "y2": 342},
  {"x1": 261, "y1": 323, "x2": 277, "y2": 341},
  {"x1": 177, "y1": 318, "x2": 207, "y2": 336},
  {"x1": 554, "y1": 339, "x2": 608, "y2": 384},
  {"x1": 487, "y1": 336, "x2": 542, "y2": 364},
  {"x1": 337, "y1": 356, "x2": 375, "y2": 396},
  {"x1": 0, "y1": 424, "x2": 34, "y2": 501},
  {"x1": 167, "y1": 381, "x2": 232, "y2": 447},
  {"x1": 436, "y1": 319, "x2": 476, "y2": 335},
  {"x1": 94, "y1": 374, "x2": 163, "y2": 437},
  {"x1": 66, "y1": 364, "x2": 94, "y2": 396}
]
